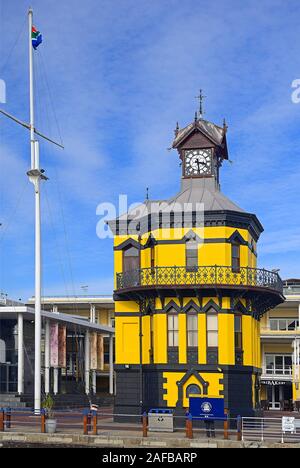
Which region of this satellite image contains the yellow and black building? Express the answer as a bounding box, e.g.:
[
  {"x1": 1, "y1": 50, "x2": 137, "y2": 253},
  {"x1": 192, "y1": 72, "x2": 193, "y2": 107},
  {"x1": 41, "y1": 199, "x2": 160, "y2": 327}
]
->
[{"x1": 108, "y1": 113, "x2": 284, "y2": 419}]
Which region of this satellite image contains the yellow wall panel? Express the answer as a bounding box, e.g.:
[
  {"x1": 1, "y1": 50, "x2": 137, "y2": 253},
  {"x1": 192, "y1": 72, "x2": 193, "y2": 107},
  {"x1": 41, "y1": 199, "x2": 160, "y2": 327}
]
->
[
  {"x1": 243, "y1": 315, "x2": 254, "y2": 366},
  {"x1": 153, "y1": 314, "x2": 167, "y2": 363},
  {"x1": 198, "y1": 313, "x2": 207, "y2": 364},
  {"x1": 115, "y1": 301, "x2": 139, "y2": 313},
  {"x1": 179, "y1": 314, "x2": 187, "y2": 364},
  {"x1": 115, "y1": 317, "x2": 140, "y2": 364},
  {"x1": 219, "y1": 314, "x2": 235, "y2": 365}
]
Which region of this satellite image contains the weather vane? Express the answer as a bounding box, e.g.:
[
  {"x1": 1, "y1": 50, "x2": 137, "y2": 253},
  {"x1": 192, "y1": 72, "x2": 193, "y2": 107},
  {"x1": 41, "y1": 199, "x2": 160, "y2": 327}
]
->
[{"x1": 195, "y1": 89, "x2": 206, "y2": 120}]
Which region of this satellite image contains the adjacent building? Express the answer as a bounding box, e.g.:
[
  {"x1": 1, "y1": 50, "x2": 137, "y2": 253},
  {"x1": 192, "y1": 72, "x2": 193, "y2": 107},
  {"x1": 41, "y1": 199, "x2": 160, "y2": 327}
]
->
[
  {"x1": 0, "y1": 295, "x2": 114, "y2": 407},
  {"x1": 260, "y1": 279, "x2": 300, "y2": 410},
  {"x1": 27, "y1": 295, "x2": 115, "y2": 393}
]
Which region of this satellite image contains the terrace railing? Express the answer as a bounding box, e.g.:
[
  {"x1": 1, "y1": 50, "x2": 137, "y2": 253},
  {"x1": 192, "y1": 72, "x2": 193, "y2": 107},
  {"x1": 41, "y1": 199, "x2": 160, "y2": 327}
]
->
[{"x1": 116, "y1": 265, "x2": 283, "y2": 293}]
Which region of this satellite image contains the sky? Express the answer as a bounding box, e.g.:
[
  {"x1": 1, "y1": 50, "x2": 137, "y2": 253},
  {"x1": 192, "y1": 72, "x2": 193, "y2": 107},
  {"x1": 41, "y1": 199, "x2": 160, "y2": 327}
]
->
[{"x1": 0, "y1": 0, "x2": 299, "y2": 300}]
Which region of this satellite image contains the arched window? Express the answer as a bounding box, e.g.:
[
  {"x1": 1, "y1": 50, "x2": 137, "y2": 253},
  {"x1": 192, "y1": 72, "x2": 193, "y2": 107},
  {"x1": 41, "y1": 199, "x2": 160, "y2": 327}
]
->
[
  {"x1": 187, "y1": 309, "x2": 198, "y2": 347},
  {"x1": 167, "y1": 308, "x2": 179, "y2": 348},
  {"x1": 123, "y1": 246, "x2": 140, "y2": 272},
  {"x1": 186, "y1": 384, "x2": 201, "y2": 397},
  {"x1": 186, "y1": 238, "x2": 198, "y2": 272}
]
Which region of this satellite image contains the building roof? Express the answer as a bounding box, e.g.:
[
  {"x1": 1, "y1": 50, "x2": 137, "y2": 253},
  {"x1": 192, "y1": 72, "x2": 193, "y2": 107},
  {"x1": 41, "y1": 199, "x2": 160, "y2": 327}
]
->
[
  {"x1": 172, "y1": 118, "x2": 226, "y2": 148},
  {"x1": 0, "y1": 305, "x2": 114, "y2": 334},
  {"x1": 27, "y1": 295, "x2": 114, "y2": 310}
]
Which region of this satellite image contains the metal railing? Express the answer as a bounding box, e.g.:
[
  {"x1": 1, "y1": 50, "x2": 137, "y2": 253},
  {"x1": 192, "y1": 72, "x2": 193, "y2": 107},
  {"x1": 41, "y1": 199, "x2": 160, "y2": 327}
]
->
[
  {"x1": 242, "y1": 417, "x2": 300, "y2": 443},
  {"x1": 262, "y1": 366, "x2": 293, "y2": 376},
  {"x1": 116, "y1": 265, "x2": 283, "y2": 292}
]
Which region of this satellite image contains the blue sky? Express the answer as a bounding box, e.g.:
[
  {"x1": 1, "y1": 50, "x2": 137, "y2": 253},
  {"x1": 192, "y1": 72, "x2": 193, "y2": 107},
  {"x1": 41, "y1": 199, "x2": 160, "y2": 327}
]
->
[{"x1": 0, "y1": 0, "x2": 299, "y2": 300}]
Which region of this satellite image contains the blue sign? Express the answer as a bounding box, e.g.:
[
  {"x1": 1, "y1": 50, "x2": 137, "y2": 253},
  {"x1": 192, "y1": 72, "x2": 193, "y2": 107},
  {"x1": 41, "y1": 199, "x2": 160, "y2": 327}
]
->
[{"x1": 189, "y1": 397, "x2": 226, "y2": 420}]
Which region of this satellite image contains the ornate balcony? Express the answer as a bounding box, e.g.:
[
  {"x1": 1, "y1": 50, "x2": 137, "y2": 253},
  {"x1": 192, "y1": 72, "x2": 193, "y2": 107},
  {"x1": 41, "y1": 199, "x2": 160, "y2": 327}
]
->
[{"x1": 115, "y1": 265, "x2": 284, "y2": 314}]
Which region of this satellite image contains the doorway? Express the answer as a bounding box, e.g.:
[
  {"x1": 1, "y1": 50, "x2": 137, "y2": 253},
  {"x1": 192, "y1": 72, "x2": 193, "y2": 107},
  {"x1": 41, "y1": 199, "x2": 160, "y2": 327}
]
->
[{"x1": 267, "y1": 384, "x2": 292, "y2": 410}]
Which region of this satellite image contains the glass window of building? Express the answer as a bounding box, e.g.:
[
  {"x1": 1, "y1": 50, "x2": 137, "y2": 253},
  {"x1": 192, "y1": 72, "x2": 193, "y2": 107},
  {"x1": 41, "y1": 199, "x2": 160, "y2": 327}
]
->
[
  {"x1": 232, "y1": 242, "x2": 240, "y2": 273},
  {"x1": 187, "y1": 312, "x2": 198, "y2": 347},
  {"x1": 269, "y1": 318, "x2": 299, "y2": 331},
  {"x1": 123, "y1": 246, "x2": 139, "y2": 272},
  {"x1": 207, "y1": 309, "x2": 218, "y2": 347},
  {"x1": 234, "y1": 315, "x2": 243, "y2": 350},
  {"x1": 265, "y1": 354, "x2": 292, "y2": 375},
  {"x1": 186, "y1": 238, "x2": 198, "y2": 271},
  {"x1": 168, "y1": 310, "x2": 179, "y2": 347}
]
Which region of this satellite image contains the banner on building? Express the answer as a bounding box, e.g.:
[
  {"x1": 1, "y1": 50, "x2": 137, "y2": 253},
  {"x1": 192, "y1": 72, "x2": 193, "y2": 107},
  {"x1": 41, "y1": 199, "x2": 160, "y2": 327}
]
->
[
  {"x1": 90, "y1": 332, "x2": 98, "y2": 370},
  {"x1": 50, "y1": 323, "x2": 59, "y2": 367},
  {"x1": 58, "y1": 325, "x2": 67, "y2": 368},
  {"x1": 97, "y1": 334, "x2": 104, "y2": 371}
]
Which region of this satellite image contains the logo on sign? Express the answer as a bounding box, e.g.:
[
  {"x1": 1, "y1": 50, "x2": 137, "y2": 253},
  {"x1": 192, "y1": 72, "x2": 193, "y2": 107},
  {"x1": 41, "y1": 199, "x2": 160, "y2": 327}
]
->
[{"x1": 201, "y1": 402, "x2": 212, "y2": 413}]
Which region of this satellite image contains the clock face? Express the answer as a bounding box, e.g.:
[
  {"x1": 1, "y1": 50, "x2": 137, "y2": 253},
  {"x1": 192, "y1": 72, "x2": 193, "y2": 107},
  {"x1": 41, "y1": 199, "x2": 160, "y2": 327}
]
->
[{"x1": 184, "y1": 149, "x2": 212, "y2": 176}]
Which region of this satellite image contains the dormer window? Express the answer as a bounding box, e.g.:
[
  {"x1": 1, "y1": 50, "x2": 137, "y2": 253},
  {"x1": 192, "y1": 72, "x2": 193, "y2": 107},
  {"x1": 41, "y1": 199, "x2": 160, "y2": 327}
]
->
[
  {"x1": 186, "y1": 237, "x2": 198, "y2": 272},
  {"x1": 123, "y1": 245, "x2": 140, "y2": 273},
  {"x1": 232, "y1": 242, "x2": 240, "y2": 273}
]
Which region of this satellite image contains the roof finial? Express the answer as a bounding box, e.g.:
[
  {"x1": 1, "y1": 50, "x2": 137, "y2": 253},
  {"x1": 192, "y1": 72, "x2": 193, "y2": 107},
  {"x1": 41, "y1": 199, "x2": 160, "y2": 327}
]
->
[
  {"x1": 174, "y1": 121, "x2": 179, "y2": 136},
  {"x1": 195, "y1": 89, "x2": 206, "y2": 120},
  {"x1": 223, "y1": 118, "x2": 228, "y2": 133},
  {"x1": 146, "y1": 187, "x2": 149, "y2": 200}
]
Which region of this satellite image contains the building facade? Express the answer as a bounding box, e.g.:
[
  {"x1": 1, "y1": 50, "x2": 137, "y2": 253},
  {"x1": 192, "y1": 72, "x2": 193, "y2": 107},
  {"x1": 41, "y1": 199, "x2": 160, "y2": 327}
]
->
[
  {"x1": 260, "y1": 279, "x2": 300, "y2": 410},
  {"x1": 0, "y1": 296, "x2": 114, "y2": 407},
  {"x1": 27, "y1": 295, "x2": 115, "y2": 393},
  {"x1": 109, "y1": 114, "x2": 284, "y2": 419}
]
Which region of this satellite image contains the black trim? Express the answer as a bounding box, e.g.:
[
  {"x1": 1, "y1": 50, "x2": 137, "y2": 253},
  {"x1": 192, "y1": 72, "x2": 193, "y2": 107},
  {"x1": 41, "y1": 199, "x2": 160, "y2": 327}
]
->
[{"x1": 110, "y1": 210, "x2": 264, "y2": 241}]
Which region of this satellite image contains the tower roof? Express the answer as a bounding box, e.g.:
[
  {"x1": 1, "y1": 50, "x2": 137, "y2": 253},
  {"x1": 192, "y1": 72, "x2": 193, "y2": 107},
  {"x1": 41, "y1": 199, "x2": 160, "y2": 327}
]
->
[
  {"x1": 173, "y1": 118, "x2": 228, "y2": 158},
  {"x1": 168, "y1": 177, "x2": 244, "y2": 212}
]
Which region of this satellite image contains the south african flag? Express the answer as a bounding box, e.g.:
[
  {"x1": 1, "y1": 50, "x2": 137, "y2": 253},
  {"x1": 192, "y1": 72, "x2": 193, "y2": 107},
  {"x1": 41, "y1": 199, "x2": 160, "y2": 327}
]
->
[{"x1": 32, "y1": 26, "x2": 42, "y2": 49}]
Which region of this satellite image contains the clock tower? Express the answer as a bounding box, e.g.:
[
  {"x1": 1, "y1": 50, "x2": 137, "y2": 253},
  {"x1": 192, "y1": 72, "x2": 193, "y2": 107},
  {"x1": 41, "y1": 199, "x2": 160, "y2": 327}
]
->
[
  {"x1": 109, "y1": 109, "x2": 284, "y2": 423},
  {"x1": 173, "y1": 114, "x2": 228, "y2": 186}
]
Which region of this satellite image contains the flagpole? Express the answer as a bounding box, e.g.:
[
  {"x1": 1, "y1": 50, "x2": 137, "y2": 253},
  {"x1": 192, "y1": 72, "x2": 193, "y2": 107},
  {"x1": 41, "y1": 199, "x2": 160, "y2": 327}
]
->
[{"x1": 28, "y1": 7, "x2": 42, "y2": 415}]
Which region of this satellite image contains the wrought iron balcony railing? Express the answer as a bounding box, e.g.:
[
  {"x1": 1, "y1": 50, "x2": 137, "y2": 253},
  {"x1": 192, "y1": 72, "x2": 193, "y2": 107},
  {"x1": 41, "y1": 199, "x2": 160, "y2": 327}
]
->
[{"x1": 116, "y1": 265, "x2": 283, "y2": 293}]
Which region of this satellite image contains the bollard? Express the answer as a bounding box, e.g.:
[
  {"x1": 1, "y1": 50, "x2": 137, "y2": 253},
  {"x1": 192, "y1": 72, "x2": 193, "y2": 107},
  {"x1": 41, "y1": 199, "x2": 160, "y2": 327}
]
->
[
  {"x1": 92, "y1": 410, "x2": 97, "y2": 436},
  {"x1": 224, "y1": 408, "x2": 229, "y2": 440},
  {"x1": 5, "y1": 408, "x2": 11, "y2": 430},
  {"x1": 41, "y1": 409, "x2": 46, "y2": 434},
  {"x1": 83, "y1": 409, "x2": 89, "y2": 435},
  {"x1": 0, "y1": 409, "x2": 4, "y2": 432},
  {"x1": 186, "y1": 413, "x2": 193, "y2": 439},
  {"x1": 237, "y1": 415, "x2": 242, "y2": 441},
  {"x1": 87, "y1": 411, "x2": 92, "y2": 432},
  {"x1": 142, "y1": 412, "x2": 148, "y2": 438}
]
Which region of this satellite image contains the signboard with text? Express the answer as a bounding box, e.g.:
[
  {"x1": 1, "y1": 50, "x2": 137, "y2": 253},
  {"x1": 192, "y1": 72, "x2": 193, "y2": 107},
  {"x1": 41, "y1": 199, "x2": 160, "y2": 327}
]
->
[{"x1": 189, "y1": 397, "x2": 225, "y2": 420}]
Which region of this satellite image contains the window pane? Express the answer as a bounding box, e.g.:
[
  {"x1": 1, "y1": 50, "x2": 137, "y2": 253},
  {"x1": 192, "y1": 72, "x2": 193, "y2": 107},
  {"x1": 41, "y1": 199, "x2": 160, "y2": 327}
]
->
[
  {"x1": 232, "y1": 245, "x2": 239, "y2": 257},
  {"x1": 235, "y1": 332, "x2": 242, "y2": 349},
  {"x1": 279, "y1": 320, "x2": 287, "y2": 331},
  {"x1": 188, "y1": 331, "x2": 198, "y2": 347},
  {"x1": 266, "y1": 355, "x2": 275, "y2": 368},
  {"x1": 207, "y1": 315, "x2": 218, "y2": 331},
  {"x1": 173, "y1": 331, "x2": 179, "y2": 347},
  {"x1": 234, "y1": 316, "x2": 241, "y2": 331},
  {"x1": 269, "y1": 319, "x2": 278, "y2": 331},
  {"x1": 288, "y1": 319, "x2": 297, "y2": 331},
  {"x1": 208, "y1": 331, "x2": 218, "y2": 347},
  {"x1": 285, "y1": 356, "x2": 292, "y2": 366},
  {"x1": 187, "y1": 315, "x2": 197, "y2": 330},
  {"x1": 124, "y1": 247, "x2": 139, "y2": 257}
]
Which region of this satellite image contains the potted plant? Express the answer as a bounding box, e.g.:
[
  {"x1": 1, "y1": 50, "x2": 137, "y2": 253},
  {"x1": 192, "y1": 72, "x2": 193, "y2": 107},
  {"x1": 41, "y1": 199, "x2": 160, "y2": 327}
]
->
[{"x1": 43, "y1": 394, "x2": 57, "y2": 434}]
